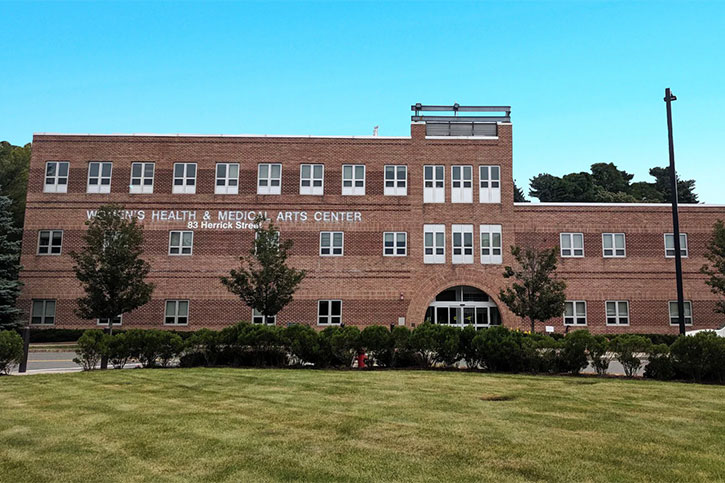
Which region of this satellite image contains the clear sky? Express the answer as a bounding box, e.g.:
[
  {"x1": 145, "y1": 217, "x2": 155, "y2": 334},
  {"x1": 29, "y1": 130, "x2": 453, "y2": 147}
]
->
[{"x1": 2, "y1": 1, "x2": 723, "y2": 203}]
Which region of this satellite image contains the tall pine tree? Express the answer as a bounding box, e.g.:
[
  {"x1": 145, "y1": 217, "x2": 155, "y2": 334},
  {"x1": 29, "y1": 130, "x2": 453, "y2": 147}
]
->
[{"x1": 0, "y1": 191, "x2": 22, "y2": 330}]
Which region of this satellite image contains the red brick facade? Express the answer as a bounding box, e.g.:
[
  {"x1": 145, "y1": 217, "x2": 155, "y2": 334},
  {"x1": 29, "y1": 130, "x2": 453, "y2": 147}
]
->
[{"x1": 18, "y1": 121, "x2": 725, "y2": 334}]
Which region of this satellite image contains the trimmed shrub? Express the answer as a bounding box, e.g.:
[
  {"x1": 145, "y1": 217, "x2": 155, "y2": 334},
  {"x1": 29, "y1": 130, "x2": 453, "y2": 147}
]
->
[
  {"x1": 558, "y1": 330, "x2": 593, "y2": 374},
  {"x1": 186, "y1": 328, "x2": 221, "y2": 366},
  {"x1": 611, "y1": 334, "x2": 652, "y2": 377},
  {"x1": 158, "y1": 332, "x2": 184, "y2": 367},
  {"x1": 238, "y1": 324, "x2": 287, "y2": 367},
  {"x1": 528, "y1": 334, "x2": 560, "y2": 374},
  {"x1": 459, "y1": 325, "x2": 482, "y2": 369},
  {"x1": 107, "y1": 332, "x2": 131, "y2": 369},
  {"x1": 361, "y1": 325, "x2": 394, "y2": 367},
  {"x1": 643, "y1": 343, "x2": 675, "y2": 381},
  {"x1": 284, "y1": 324, "x2": 320, "y2": 366},
  {"x1": 409, "y1": 323, "x2": 440, "y2": 368},
  {"x1": 0, "y1": 330, "x2": 24, "y2": 374},
  {"x1": 73, "y1": 330, "x2": 107, "y2": 371},
  {"x1": 588, "y1": 335, "x2": 612, "y2": 375},
  {"x1": 329, "y1": 326, "x2": 362, "y2": 368},
  {"x1": 473, "y1": 326, "x2": 531, "y2": 373},
  {"x1": 125, "y1": 329, "x2": 163, "y2": 368},
  {"x1": 390, "y1": 326, "x2": 417, "y2": 368},
  {"x1": 669, "y1": 332, "x2": 725, "y2": 383}
]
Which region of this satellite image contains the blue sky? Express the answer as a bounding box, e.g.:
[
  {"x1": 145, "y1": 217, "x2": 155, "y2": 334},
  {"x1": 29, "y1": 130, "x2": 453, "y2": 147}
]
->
[{"x1": 2, "y1": 1, "x2": 723, "y2": 202}]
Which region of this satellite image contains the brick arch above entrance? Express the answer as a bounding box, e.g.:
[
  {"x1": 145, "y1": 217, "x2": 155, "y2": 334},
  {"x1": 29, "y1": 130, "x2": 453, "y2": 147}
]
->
[{"x1": 405, "y1": 273, "x2": 516, "y2": 328}]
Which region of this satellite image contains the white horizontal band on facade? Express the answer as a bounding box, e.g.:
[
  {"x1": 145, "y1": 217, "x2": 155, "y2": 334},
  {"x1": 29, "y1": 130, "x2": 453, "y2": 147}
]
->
[{"x1": 515, "y1": 202, "x2": 725, "y2": 208}]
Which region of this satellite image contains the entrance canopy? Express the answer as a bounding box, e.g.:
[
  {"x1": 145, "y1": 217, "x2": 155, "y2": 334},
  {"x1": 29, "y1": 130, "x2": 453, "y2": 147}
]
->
[{"x1": 424, "y1": 285, "x2": 501, "y2": 328}]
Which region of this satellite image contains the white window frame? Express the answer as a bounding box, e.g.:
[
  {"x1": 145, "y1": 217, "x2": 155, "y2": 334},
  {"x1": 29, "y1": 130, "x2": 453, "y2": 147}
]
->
[
  {"x1": 215, "y1": 163, "x2": 239, "y2": 195},
  {"x1": 128, "y1": 162, "x2": 155, "y2": 194},
  {"x1": 252, "y1": 308, "x2": 276, "y2": 325},
  {"x1": 165, "y1": 300, "x2": 189, "y2": 326},
  {"x1": 87, "y1": 161, "x2": 112, "y2": 193},
  {"x1": 664, "y1": 233, "x2": 688, "y2": 258},
  {"x1": 602, "y1": 233, "x2": 626, "y2": 258},
  {"x1": 560, "y1": 233, "x2": 584, "y2": 258},
  {"x1": 300, "y1": 164, "x2": 324, "y2": 195},
  {"x1": 479, "y1": 165, "x2": 501, "y2": 203},
  {"x1": 256, "y1": 163, "x2": 282, "y2": 195},
  {"x1": 383, "y1": 232, "x2": 407, "y2": 256},
  {"x1": 172, "y1": 163, "x2": 197, "y2": 194},
  {"x1": 317, "y1": 300, "x2": 342, "y2": 326},
  {"x1": 320, "y1": 231, "x2": 344, "y2": 256},
  {"x1": 606, "y1": 301, "x2": 630, "y2": 326},
  {"x1": 37, "y1": 229, "x2": 63, "y2": 255},
  {"x1": 669, "y1": 300, "x2": 693, "y2": 326},
  {"x1": 384, "y1": 165, "x2": 407, "y2": 196},
  {"x1": 451, "y1": 224, "x2": 474, "y2": 264},
  {"x1": 451, "y1": 165, "x2": 473, "y2": 203},
  {"x1": 30, "y1": 299, "x2": 56, "y2": 325},
  {"x1": 168, "y1": 230, "x2": 194, "y2": 256},
  {"x1": 564, "y1": 300, "x2": 587, "y2": 326},
  {"x1": 480, "y1": 224, "x2": 502, "y2": 264},
  {"x1": 97, "y1": 315, "x2": 123, "y2": 327},
  {"x1": 44, "y1": 161, "x2": 69, "y2": 193},
  {"x1": 423, "y1": 165, "x2": 445, "y2": 203},
  {"x1": 342, "y1": 164, "x2": 365, "y2": 195},
  {"x1": 424, "y1": 224, "x2": 446, "y2": 264}
]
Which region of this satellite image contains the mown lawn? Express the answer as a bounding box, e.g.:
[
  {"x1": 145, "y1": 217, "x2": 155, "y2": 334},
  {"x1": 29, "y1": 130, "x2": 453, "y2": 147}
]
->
[{"x1": 1, "y1": 369, "x2": 724, "y2": 482}]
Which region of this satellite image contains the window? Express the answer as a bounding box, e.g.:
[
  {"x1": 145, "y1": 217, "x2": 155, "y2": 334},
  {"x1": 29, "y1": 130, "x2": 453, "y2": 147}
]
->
[
  {"x1": 87, "y1": 162, "x2": 112, "y2": 193},
  {"x1": 342, "y1": 164, "x2": 365, "y2": 195},
  {"x1": 451, "y1": 165, "x2": 473, "y2": 203},
  {"x1": 97, "y1": 315, "x2": 122, "y2": 326},
  {"x1": 479, "y1": 165, "x2": 501, "y2": 203},
  {"x1": 320, "y1": 231, "x2": 344, "y2": 256},
  {"x1": 252, "y1": 308, "x2": 276, "y2": 325},
  {"x1": 169, "y1": 231, "x2": 193, "y2": 255},
  {"x1": 44, "y1": 161, "x2": 69, "y2": 193},
  {"x1": 480, "y1": 225, "x2": 502, "y2": 264},
  {"x1": 165, "y1": 300, "x2": 189, "y2": 325},
  {"x1": 606, "y1": 301, "x2": 630, "y2": 325},
  {"x1": 423, "y1": 165, "x2": 445, "y2": 203},
  {"x1": 317, "y1": 300, "x2": 342, "y2": 325},
  {"x1": 215, "y1": 163, "x2": 239, "y2": 195},
  {"x1": 602, "y1": 233, "x2": 626, "y2": 257},
  {"x1": 300, "y1": 164, "x2": 324, "y2": 195},
  {"x1": 669, "y1": 301, "x2": 693, "y2": 326},
  {"x1": 37, "y1": 230, "x2": 63, "y2": 255},
  {"x1": 664, "y1": 233, "x2": 688, "y2": 258},
  {"x1": 424, "y1": 224, "x2": 446, "y2": 264},
  {"x1": 560, "y1": 233, "x2": 584, "y2": 257},
  {"x1": 384, "y1": 165, "x2": 407, "y2": 196},
  {"x1": 31, "y1": 299, "x2": 56, "y2": 325},
  {"x1": 564, "y1": 301, "x2": 587, "y2": 325},
  {"x1": 257, "y1": 163, "x2": 281, "y2": 195},
  {"x1": 452, "y1": 224, "x2": 474, "y2": 264},
  {"x1": 129, "y1": 162, "x2": 155, "y2": 194},
  {"x1": 383, "y1": 232, "x2": 407, "y2": 256},
  {"x1": 173, "y1": 163, "x2": 197, "y2": 194}
]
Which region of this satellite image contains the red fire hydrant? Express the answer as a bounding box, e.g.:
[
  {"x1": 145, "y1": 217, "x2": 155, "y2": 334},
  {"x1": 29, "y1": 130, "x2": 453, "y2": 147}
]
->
[{"x1": 357, "y1": 352, "x2": 367, "y2": 369}]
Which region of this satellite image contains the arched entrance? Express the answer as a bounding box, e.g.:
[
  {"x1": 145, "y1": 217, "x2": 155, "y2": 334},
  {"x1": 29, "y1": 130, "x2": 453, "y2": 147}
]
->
[{"x1": 424, "y1": 285, "x2": 501, "y2": 328}]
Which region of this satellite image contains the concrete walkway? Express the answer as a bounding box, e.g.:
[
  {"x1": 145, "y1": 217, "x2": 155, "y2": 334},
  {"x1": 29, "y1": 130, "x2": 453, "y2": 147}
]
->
[{"x1": 9, "y1": 351, "x2": 141, "y2": 375}]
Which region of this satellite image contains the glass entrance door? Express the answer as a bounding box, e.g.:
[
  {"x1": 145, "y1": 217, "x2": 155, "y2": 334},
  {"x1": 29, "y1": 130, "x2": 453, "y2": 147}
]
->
[{"x1": 425, "y1": 286, "x2": 501, "y2": 328}]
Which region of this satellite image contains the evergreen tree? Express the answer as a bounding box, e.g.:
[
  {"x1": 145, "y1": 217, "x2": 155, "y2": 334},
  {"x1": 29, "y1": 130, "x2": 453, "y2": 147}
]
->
[
  {"x1": 499, "y1": 246, "x2": 567, "y2": 333},
  {"x1": 0, "y1": 141, "x2": 31, "y2": 236},
  {"x1": 70, "y1": 204, "x2": 154, "y2": 331},
  {"x1": 513, "y1": 180, "x2": 528, "y2": 202},
  {"x1": 221, "y1": 216, "x2": 306, "y2": 323},
  {"x1": 0, "y1": 192, "x2": 22, "y2": 330},
  {"x1": 701, "y1": 219, "x2": 725, "y2": 314}
]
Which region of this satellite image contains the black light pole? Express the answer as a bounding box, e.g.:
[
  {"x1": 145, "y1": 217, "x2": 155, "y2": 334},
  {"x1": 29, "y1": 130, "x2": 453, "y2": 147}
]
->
[
  {"x1": 18, "y1": 324, "x2": 30, "y2": 373},
  {"x1": 664, "y1": 88, "x2": 686, "y2": 336}
]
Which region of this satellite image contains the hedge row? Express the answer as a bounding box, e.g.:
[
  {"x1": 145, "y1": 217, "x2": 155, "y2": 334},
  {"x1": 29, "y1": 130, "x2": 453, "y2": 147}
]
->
[{"x1": 65, "y1": 323, "x2": 725, "y2": 384}]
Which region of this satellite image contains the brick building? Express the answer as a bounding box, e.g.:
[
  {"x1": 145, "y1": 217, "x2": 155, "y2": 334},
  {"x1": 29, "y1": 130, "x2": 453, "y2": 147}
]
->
[{"x1": 18, "y1": 105, "x2": 725, "y2": 334}]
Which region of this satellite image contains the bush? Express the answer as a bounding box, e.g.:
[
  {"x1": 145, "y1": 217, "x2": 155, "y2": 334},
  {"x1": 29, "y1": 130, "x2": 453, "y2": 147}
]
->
[
  {"x1": 558, "y1": 330, "x2": 593, "y2": 375},
  {"x1": 107, "y1": 332, "x2": 131, "y2": 369},
  {"x1": 459, "y1": 325, "x2": 481, "y2": 369},
  {"x1": 238, "y1": 324, "x2": 287, "y2": 367},
  {"x1": 186, "y1": 328, "x2": 221, "y2": 366},
  {"x1": 588, "y1": 335, "x2": 612, "y2": 375},
  {"x1": 528, "y1": 334, "x2": 560, "y2": 374},
  {"x1": 473, "y1": 327, "x2": 532, "y2": 373},
  {"x1": 284, "y1": 324, "x2": 320, "y2": 366},
  {"x1": 0, "y1": 330, "x2": 24, "y2": 374},
  {"x1": 73, "y1": 330, "x2": 107, "y2": 371},
  {"x1": 390, "y1": 326, "x2": 417, "y2": 368},
  {"x1": 669, "y1": 332, "x2": 725, "y2": 383},
  {"x1": 361, "y1": 325, "x2": 393, "y2": 367},
  {"x1": 125, "y1": 329, "x2": 163, "y2": 368},
  {"x1": 610, "y1": 334, "x2": 651, "y2": 377},
  {"x1": 158, "y1": 332, "x2": 184, "y2": 367},
  {"x1": 643, "y1": 343, "x2": 675, "y2": 381},
  {"x1": 328, "y1": 326, "x2": 362, "y2": 368}
]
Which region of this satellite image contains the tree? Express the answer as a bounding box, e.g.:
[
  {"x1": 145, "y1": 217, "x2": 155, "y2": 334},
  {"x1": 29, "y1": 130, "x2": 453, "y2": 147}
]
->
[
  {"x1": 648, "y1": 166, "x2": 698, "y2": 204},
  {"x1": 0, "y1": 141, "x2": 31, "y2": 235},
  {"x1": 701, "y1": 219, "x2": 725, "y2": 314},
  {"x1": 221, "y1": 216, "x2": 306, "y2": 324},
  {"x1": 70, "y1": 204, "x2": 155, "y2": 334},
  {"x1": 499, "y1": 246, "x2": 567, "y2": 333},
  {"x1": 0, "y1": 192, "x2": 22, "y2": 330},
  {"x1": 513, "y1": 180, "x2": 528, "y2": 202}
]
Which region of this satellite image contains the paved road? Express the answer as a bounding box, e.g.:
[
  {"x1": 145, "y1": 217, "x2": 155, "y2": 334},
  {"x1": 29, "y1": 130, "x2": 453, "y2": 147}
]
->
[{"x1": 10, "y1": 351, "x2": 141, "y2": 375}]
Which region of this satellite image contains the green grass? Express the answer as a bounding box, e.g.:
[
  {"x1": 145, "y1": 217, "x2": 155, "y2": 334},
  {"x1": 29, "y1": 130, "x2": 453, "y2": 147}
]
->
[{"x1": 1, "y1": 369, "x2": 724, "y2": 482}]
